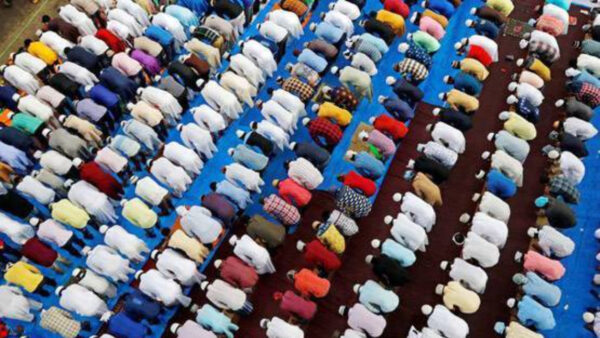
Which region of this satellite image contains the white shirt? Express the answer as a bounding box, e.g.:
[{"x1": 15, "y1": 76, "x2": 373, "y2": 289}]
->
[
  {"x1": 205, "y1": 279, "x2": 246, "y2": 310},
  {"x1": 0, "y1": 212, "x2": 35, "y2": 245},
  {"x1": 179, "y1": 123, "x2": 217, "y2": 159},
  {"x1": 0, "y1": 285, "x2": 41, "y2": 322},
  {"x1": 261, "y1": 100, "x2": 296, "y2": 133},
  {"x1": 103, "y1": 224, "x2": 149, "y2": 261},
  {"x1": 156, "y1": 248, "x2": 204, "y2": 286},
  {"x1": 95, "y1": 147, "x2": 128, "y2": 173},
  {"x1": 232, "y1": 234, "x2": 276, "y2": 274},
  {"x1": 491, "y1": 150, "x2": 523, "y2": 187},
  {"x1": 107, "y1": 20, "x2": 132, "y2": 40},
  {"x1": 59, "y1": 4, "x2": 97, "y2": 35},
  {"x1": 135, "y1": 176, "x2": 168, "y2": 206},
  {"x1": 36, "y1": 86, "x2": 65, "y2": 109},
  {"x1": 2, "y1": 65, "x2": 39, "y2": 95},
  {"x1": 563, "y1": 117, "x2": 598, "y2": 141},
  {"x1": 462, "y1": 231, "x2": 500, "y2": 268},
  {"x1": 39, "y1": 150, "x2": 73, "y2": 175},
  {"x1": 241, "y1": 39, "x2": 277, "y2": 77},
  {"x1": 122, "y1": 119, "x2": 161, "y2": 151},
  {"x1": 16, "y1": 176, "x2": 55, "y2": 205},
  {"x1": 150, "y1": 157, "x2": 192, "y2": 193},
  {"x1": 80, "y1": 35, "x2": 109, "y2": 55},
  {"x1": 129, "y1": 101, "x2": 163, "y2": 126},
  {"x1": 471, "y1": 212, "x2": 508, "y2": 248},
  {"x1": 17, "y1": 95, "x2": 53, "y2": 121},
  {"x1": 351, "y1": 52, "x2": 377, "y2": 76},
  {"x1": 59, "y1": 284, "x2": 108, "y2": 317},
  {"x1": 423, "y1": 141, "x2": 458, "y2": 168},
  {"x1": 390, "y1": 212, "x2": 428, "y2": 252},
  {"x1": 139, "y1": 86, "x2": 183, "y2": 121},
  {"x1": 86, "y1": 244, "x2": 134, "y2": 282},
  {"x1": 152, "y1": 13, "x2": 187, "y2": 46},
  {"x1": 75, "y1": 269, "x2": 116, "y2": 299},
  {"x1": 116, "y1": 0, "x2": 150, "y2": 27},
  {"x1": 40, "y1": 31, "x2": 74, "y2": 58},
  {"x1": 265, "y1": 317, "x2": 304, "y2": 338},
  {"x1": 288, "y1": 158, "x2": 323, "y2": 190},
  {"x1": 58, "y1": 61, "x2": 99, "y2": 86},
  {"x1": 447, "y1": 258, "x2": 488, "y2": 294},
  {"x1": 200, "y1": 80, "x2": 243, "y2": 120},
  {"x1": 271, "y1": 89, "x2": 306, "y2": 118},
  {"x1": 192, "y1": 105, "x2": 227, "y2": 132},
  {"x1": 323, "y1": 10, "x2": 354, "y2": 35},
  {"x1": 530, "y1": 30, "x2": 559, "y2": 54},
  {"x1": 224, "y1": 163, "x2": 264, "y2": 192},
  {"x1": 559, "y1": 150, "x2": 585, "y2": 184},
  {"x1": 36, "y1": 219, "x2": 73, "y2": 247},
  {"x1": 478, "y1": 191, "x2": 511, "y2": 223},
  {"x1": 576, "y1": 53, "x2": 600, "y2": 78},
  {"x1": 426, "y1": 305, "x2": 469, "y2": 338},
  {"x1": 163, "y1": 142, "x2": 203, "y2": 176},
  {"x1": 108, "y1": 8, "x2": 144, "y2": 37},
  {"x1": 331, "y1": 0, "x2": 360, "y2": 20},
  {"x1": 13, "y1": 52, "x2": 47, "y2": 75},
  {"x1": 229, "y1": 54, "x2": 265, "y2": 87},
  {"x1": 139, "y1": 269, "x2": 191, "y2": 306},
  {"x1": 259, "y1": 21, "x2": 288, "y2": 43},
  {"x1": 537, "y1": 225, "x2": 575, "y2": 258},
  {"x1": 267, "y1": 10, "x2": 303, "y2": 38},
  {"x1": 401, "y1": 192, "x2": 436, "y2": 232},
  {"x1": 68, "y1": 180, "x2": 117, "y2": 224},
  {"x1": 254, "y1": 120, "x2": 290, "y2": 150},
  {"x1": 431, "y1": 122, "x2": 465, "y2": 154},
  {"x1": 468, "y1": 34, "x2": 498, "y2": 61},
  {"x1": 179, "y1": 206, "x2": 223, "y2": 244},
  {"x1": 512, "y1": 82, "x2": 544, "y2": 107},
  {"x1": 219, "y1": 71, "x2": 257, "y2": 107}
]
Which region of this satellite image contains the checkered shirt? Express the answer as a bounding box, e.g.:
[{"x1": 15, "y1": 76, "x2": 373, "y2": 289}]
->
[
  {"x1": 529, "y1": 40, "x2": 559, "y2": 63},
  {"x1": 328, "y1": 209, "x2": 358, "y2": 236},
  {"x1": 549, "y1": 175, "x2": 580, "y2": 204},
  {"x1": 192, "y1": 26, "x2": 222, "y2": 45},
  {"x1": 282, "y1": 77, "x2": 314, "y2": 102},
  {"x1": 576, "y1": 82, "x2": 600, "y2": 108},
  {"x1": 335, "y1": 185, "x2": 372, "y2": 218},
  {"x1": 282, "y1": 0, "x2": 308, "y2": 17},
  {"x1": 397, "y1": 58, "x2": 429, "y2": 82},
  {"x1": 405, "y1": 41, "x2": 432, "y2": 69},
  {"x1": 308, "y1": 117, "x2": 343, "y2": 147},
  {"x1": 331, "y1": 86, "x2": 359, "y2": 111},
  {"x1": 263, "y1": 194, "x2": 300, "y2": 225},
  {"x1": 40, "y1": 307, "x2": 81, "y2": 338}
]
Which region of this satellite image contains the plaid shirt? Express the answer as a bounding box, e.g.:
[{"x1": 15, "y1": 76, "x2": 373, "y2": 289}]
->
[
  {"x1": 192, "y1": 26, "x2": 222, "y2": 45},
  {"x1": 328, "y1": 209, "x2": 358, "y2": 236},
  {"x1": 282, "y1": 77, "x2": 314, "y2": 102},
  {"x1": 40, "y1": 307, "x2": 81, "y2": 338},
  {"x1": 574, "y1": 82, "x2": 600, "y2": 108},
  {"x1": 331, "y1": 86, "x2": 359, "y2": 111},
  {"x1": 308, "y1": 117, "x2": 343, "y2": 147},
  {"x1": 529, "y1": 40, "x2": 559, "y2": 63},
  {"x1": 263, "y1": 194, "x2": 301, "y2": 225},
  {"x1": 549, "y1": 175, "x2": 580, "y2": 204},
  {"x1": 335, "y1": 186, "x2": 372, "y2": 218},
  {"x1": 281, "y1": 0, "x2": 308, "y2": 17},
  {"x1": 397, "y1": 58, "x2": 429, "y2": 82}
]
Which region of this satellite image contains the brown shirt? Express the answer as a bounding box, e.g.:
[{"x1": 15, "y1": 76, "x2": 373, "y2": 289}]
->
[
  {"x1": 47, "y1": 18, "x2": 80, "y2": 43},
  {"x1": 0, "y1": 162, "x2": 14, "y2": 184},
  {"x1": 183, "y1": 54, "x2": 210, "y2": 79},
  {"x1": 281, "y1": 0, "x2": 308, "y2": 17},
  {"x1": 246, "y1": 215, "x2": 286, "y2": 249},
  {"x1": 412, "y1": 172, "x2": 442, "y2": 206},
  {"x1": 306, "y1": 39, "x2": 338, "y2": 61}
]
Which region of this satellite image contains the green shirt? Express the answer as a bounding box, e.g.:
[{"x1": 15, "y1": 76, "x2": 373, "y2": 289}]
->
[
  {"x1": 412, "y1": 31, "x2": 440, "y2": 54},
  {"x1": 246, "y1": 215, "x2": 285, "y2": 249},
  {"x1": 12, "y1": 113, "x2": 44, "y2": 135}
]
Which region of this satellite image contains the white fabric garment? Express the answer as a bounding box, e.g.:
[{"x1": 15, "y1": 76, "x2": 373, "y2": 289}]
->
[
  {"x1": 559, "y1": 151, "x2": 585, "y2": 185},
  {"x1": 95, "y1": 147, "x2": 128, "y2": 174},
  {"x1": 241, "y1": 39, "x2": 277, "y2": 77},
  {"x1": 36, "y1": 219, "x2": 73, "y2": 247},
  {"x1": 103, "y1": 224, "x2": 149, "y2": 261},
  {"x1": 331, "y1": 0, "x2": 361, "y2": 20},
  {"x1": 79, "y1": 35, "x2": 110, "y2": 55},
  {"x1": 13, "y1": 52, "x2": 47, "y2": 75},
  {"x1": 191, "y1": 105, "x2": 227, "y2": 133},
  {"x1": 179, "y1": 206, "x2": 223, "y2": 244},
  {"x1": 2, "y1": 65, "x2": 40, "y2": 95},
  {"x1": 122, "y1": 119, "x2": 161, "y2": 151},
  {"x1": 150, "y1": 157, "x2": 192, "y2": 194},
  {"x1": 347, "y1": 303, "x2": 386, "y2": 337},
  {"x1": 530, "y1": 30, "x2": 559, "y2": 55},
  {"x1": 467, "y1": 34, "x2": 498, "y2": 61},
  {"x1": 39, "y1": 150, "x2": 73, "y2": 175},
  {"x1": 576, "y1": 53, "x2": 600, "y2": 77},
  {"x1": 200, "y1": 81, "x2": 243, "y2": 120},
  {"x1": 0, "y1": 285, "x2": 42, "y2": 322},
  {"x1": 134, "y1": 176, "x2": 168, "y2": 206},
  {"x1": 430, "y1": 122, "x2": 465, "y2": 154},
  {"x1": 265, "y1": 316, "x2": 304, "y2": 338},
  {"x1": 224, "y1": 163, "x2": 264, "y2": 193},
  {"x1": 271, "y1": 89, "x2": 306, "y2": 118},
  {"x1": 138, "y1": 269, "x2": 192, "y2": 306},
  {"x1": 562, "y1": 117, "x2": 598, "y2": 141},
  {"x1": 512, "y1": 82, "x2": 544, "y2": 107},
  {"x1": 85, "y1": 244, "x2": 135, "y2": 282},
  {"x1": 36, "y1": 86, "x2": 65, "y2": 110},
  {"x1": 163, "y1": 142, "x2": 203, "y2": 176},
  {"x1": 426, "y1": 305, "x2": 469, "y2": 338},
  {"x1": 0, "y1": 212, "x2": 35, "y2": 244},
  {"x1": 287, "y1": 157, "x2": 323, "y2": 190},
  {"x1": 422, "y1": 141, "x2": 458, "y2": 168},
  {"x1": 536, "y1": 225, "x2": 575, "y2": 258},
  {"x1": 254, "y1": 120, "x2": 290, "y2": 150},
  {"x1": 179, "y1": 123, "x2": 218, "y2": 159},
  {"x1": 232, "y1": 234, "x2": 276, "y2": 274},
  {"x1": 350, "y1": 52, "x2": 377, "y2": 76},
  {"x1": 58, "y1": 284, "x2": 108, "y2": 317},
  {"x1": 75, "y1": 269, "x2": 117, "y2": 298},
  {"x1": 390, "y1": 212, "x2": 429, "y2": 252},
  {"x1": 400, "y1": 192, "x2": 436, "y2": 232},
  {"x1": 491, "y1": 150, "x2": 523, "y2": 187},
  {"x1": 58, "y1": 61, "x2": 99, "y2": 85},
  {"x1": 259, "y1": 21, "x2": 288, "y2": 43},
  {"x1": 17, "y1": 95, "x2": 53, "y2": 121},
  {"x1": 152, "y1": 13, "x2": 187, "y2": 47},
  {"x1": 478, "y1": 191, "x2": 511, "y2": 223},
  {"x1": 261, "y1": 100, "x2": 296, "y2": 133},
  {"x1": 462, "y1": 231, "x2": 500, "y2": 268},
  {"x1": 471, "y1": 212, "x2": 508, "y2": 248},
  {"x1": 17, "y1": 176, "x2": 55, "y2": 205},
  {"x1": 107, "y1": 20, "x2": 132, "y2": 41},
  {"x1": 219, "y1": 71, "x2": 257, "y2": 107},
  {"x1": 108, "y1": 8, "x2": 144, "y2": 37},
  {"x1": 229, "y1": 54, "x2": 265, "y2": 87},
  {"x1": 139, "y1": 86, "x2": 183, "y2": 123},
  {"x1": 266, "y1": 10, "x2": 303, "y2": 38},
  {"x1": 205, "y1": 279, "x2": 247, "y2": 311},
  {"x1": 40, "y1": 31, "x2": 74, "y2": 58},
  {"x1": 59, "y1": 4, "x2": 97, "y2": 35},
  {"x1": 323, "y1": 10, "x2": 354, "y2": 35},
  {"x1": 204, "y1": 14, "x2": 237, "y2": 41},
  {"x1": 155, "y1": 248, "x2": 204, "y2": 286},
  {"x1": 340, "y1": 329, "x2": 366, "y2": 338},
  {"x1": 116, "y1": 0, "x2": 150, "y2": 27},
  {"x1": 447, "y1": 258, "x2": 488, "y2": 294},
  {"x1": 68, "y1": 181, "x2": 117, "y2": 224}
]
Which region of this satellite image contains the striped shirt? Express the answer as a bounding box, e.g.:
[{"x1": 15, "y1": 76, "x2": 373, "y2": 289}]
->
[{"x1": 396, "y1": 58, "x2": 429, "y2": 82}]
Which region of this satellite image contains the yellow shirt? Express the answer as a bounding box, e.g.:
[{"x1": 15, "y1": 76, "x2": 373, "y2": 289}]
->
[
  {"x1": 460, "y1": 58, "x2": 489, "y2": 81},
  {"x1": 441, "y1": 281, "x2": 481, "y2": 314},
  {"x1": 28, "y1": 41, "x2": 58, "y2": 66},
  {"x1": 376, "y1": 10, "x2": 405, "y2": 36},
  {"x1": 412, "y1": 172, "x2": 442, "y2": 206},
  {"x1": 122, "y1": 198, "x2": 157, "y2": 229},
  {"x1": 504, "y1": 112, "x2": 537, "y2": 141},
  {"x1": 527, "y1": 58, "x2": 551, "y2": 82},
  {"x1": 4, "y1": 261, "x2": 44, "y2": 292},
  {"x1": 51, "y1": 199, "x2": 90, "y2": 229},
  {"x1": 505, "y1": 321, "x2": 543, "y2": 338},
  {"x1": 423, "y1": 9, "x2": 449, "y2": 28},
  {"x1": 317, "y1": 223, "x2": 345, "y2": 254},
  {"x1": 318, "y1": 102, "x2": 352, "y2": 126},
  {"x1": 168, "y1": 230, "x2": 209, "y2": 263},
  {"x1": 486, "y1": 0, "x2": 514, "y2": 16},
  {"x1": 447, "y1": 89, "x2": 479, "y2": 113}
]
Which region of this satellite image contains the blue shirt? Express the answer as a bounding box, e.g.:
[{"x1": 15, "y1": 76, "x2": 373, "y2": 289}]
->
[
  {"x1": 360, "y1": 33, "x2": 389, "y2": 54},
  {"x1": 294, "y1": 142, "x2": 330, "y2": 169},
  {"x1": 428, "y1": 0, "x2": 455, "y2": 17},
  {"x1": 573, "y1": 69, "x2": 600, "y2": 88},
  {"x1": 66, "y1": 46, "x2": 100, "y2": 71},
  {"x1": 109, "y1": 134, "x2": 141, "y2": 157},
  {"x1": 522, "y1": 272, "x2": 561, "y2": 307},
  {"x1": 516, "y1": 97, "x2": 539, "y2": 123},
  {"x1": 405, "y1": 41, "x2": 431, "y2": 69},
  {"x1": 474, "y1": 19, "x2": 500, "y2": 39},
  {"x1": 517, "y1": 295, "x2": 556, "y2": 331},
  {"x1": 0, "y1": 85, "x2": 18, "y2": 111},
  {"x1": 123, "y1": 290, "x2": 161, "y2": 320},
  {"x1": 196, "y1": 304, "x2": 239, "y2": 338},
  {"x1": 315, "y1": 22, "x2": 344, "y2": 44},
  {"x1": 358, "y1": 280, "x2": 400, "y2": 314},
  {"x1": 88, "y1": 84, "x2": 120, "y2": 109},
  {"x1": 392, "y1": 78, "x2": 424, "y2": 105},
  {"x1": 298, "y1": 49, "x2": 328, "y2": 73},
  {"x1": 165, "y1": 5, "x2": 199, "y2": 31},
  {"x1": 381, "y1": 239, "x2": 416, "y2": 267},
  {"x1": 353, "y1": 151, "x2": 385, "y2": 179},
  {"x1": 99, "y1": 66, "x2": 138, "y2": 102},
  {"x1": 383, "y1": 97, "x2": 414, "y2": 122},
  {"x1": 145, "y1": 25, "x2": 175, "y2": 48},
  {"x1": 232, "y1": 144, "x2": 269, "y2": 171},
  {"x1": 216, "y1": 180, "x2": 251, "y2": 209},
  {"x1": 0, "y1": 140, "x2": 32, "y2": 173},
  {"x1": 0, "y1": 127, "x2": 33, "y2": 153},
  {"x1": 107, "y1": 312, "x2": 148, "y2": 338},
  {"x1": 453, "y1": 72, "x2": 482, "y2": 96},
  {"x1": 178, "y1": 0, "x2": 209, "y2": 16},
  {"x1": 486, "y1": 169, "x2": 517, "y2": 199}
]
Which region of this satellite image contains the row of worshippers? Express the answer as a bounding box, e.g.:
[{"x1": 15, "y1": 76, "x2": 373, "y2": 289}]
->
[{"x1": 0, "y1": 0, "x2": 305, "y2": 336}]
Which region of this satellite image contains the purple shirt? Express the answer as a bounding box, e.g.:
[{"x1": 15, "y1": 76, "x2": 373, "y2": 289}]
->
[
  {"x1": 368, "y1": 130, "x2": 396, "y2": 158},
  {"x1": 76, "y1": 98, "x2": 108, "y2": 122},
  {"x1": 131, "y1": 49, "x2": 161, "y2": 75},
  {"x1": 348, "y1": 303, "x2": 386, "y2": 337}
]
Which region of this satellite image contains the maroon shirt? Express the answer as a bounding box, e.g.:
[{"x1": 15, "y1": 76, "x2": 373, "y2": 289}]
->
[
  {"x1": 202, "y1": 193, "x2": 237, "y2": 225},
  {"x1": 21, "y1": 238, "x2": 57, "y2": 267},
  {"x1": 80, "y1": 161, "x2": 124, "y2": 199},
  {"x1": 304, "y1": 240, "x2": 341, "y2": 271},
  {"x1": 276, "y1": 290, "x2": 317, "y2": 320},
  {"x1": 218, "y1": 256, "x2": 259, "y2": 289}
]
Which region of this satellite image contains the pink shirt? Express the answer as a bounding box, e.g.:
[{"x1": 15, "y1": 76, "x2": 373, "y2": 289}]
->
[
  {"x1": 176, "y1": 320, "x2": 217, "y2": 338},
  {"x1": 523, "y1": 250, "x2": 565, "y2": 281},
  {"x1": 517, "y1": 70, "x2": 544, "y2": 89},
  {"x1": 111, "y1": 52, "x2": 143, "y2": 76},
  {"x1": 348, "y1": 303, "x2": 386, "y2": 337},
  {"x1": 419, "y1": 16, "x2": 445, "y2": 40},
  {"x1": 368, "y1": 130, "x2": 396, "y2": 158},
  {"x1": 277, "y1": 290, "x2": 317, "y2": 320},
  {"x1": 536, "y1": 15, "x2": 564, "y2": 37}
]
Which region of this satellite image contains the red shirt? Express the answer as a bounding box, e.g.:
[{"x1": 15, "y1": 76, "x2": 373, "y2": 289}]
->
[
  {"x1": 79, "y1": 161, "x2": 124, "y2": 199},
  {"x1": 219, "y1": 256, "x2": 259, "y2": 289},
  {"x1": 278, "y1": 178, "x2": 312, "y2": 207},
  {"x1": 276, "y1": 290, "x2": 317, "y2": 320},
  {"x1": 304, "y1": 240, "x2": 341, "y2": 271},
  {"x1": 467, "y1": 45, "x2": 492, "y2": 67},
  {"x1": 21, "y1": 238, "x2": 57, "y2": 267},
  {"x1": 96, "y1": 29, "x2": 126, "y2": 53},
  {"x1": 384, "y1": 0, "x2": 410, "y2": 18},
  {"x1": 373, "y1": 114, "x2": 408, "y2": 140},
  {"x1": 341, "y1": 171, "x2": 376, "y2": 197},
  {"x1": 308, "y1": 117, "x2": 343, "y2": 148}
]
